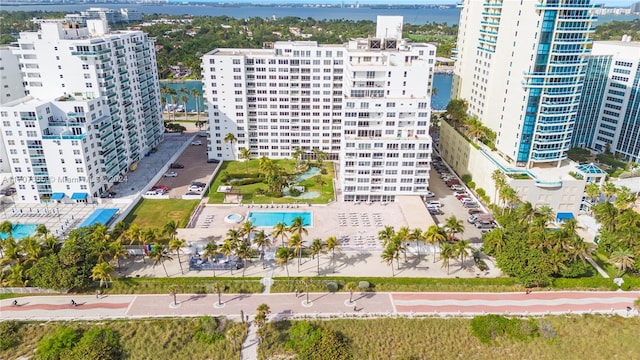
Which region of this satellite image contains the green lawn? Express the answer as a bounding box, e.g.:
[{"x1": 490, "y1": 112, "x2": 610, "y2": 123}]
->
[
  {"x1": 123, "y1": 199, "x2": 199, "y2": 230},
  {"x1": 99, "y1": 277, "x2": 263, "y2": 295},
  {"x1": 1, "y1": 318, "x2": 246, "y2": 360},
  {"x1": 208, "y1": 159, "x2": 335, "y2": 204},
  {"x1": 258, "y1": 316, "x2": 640, "y2": 360}
]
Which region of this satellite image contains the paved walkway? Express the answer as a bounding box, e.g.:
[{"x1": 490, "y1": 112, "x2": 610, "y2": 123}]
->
[{"x1": 2, "y1": 291, "x2": 638, "y2": 322}]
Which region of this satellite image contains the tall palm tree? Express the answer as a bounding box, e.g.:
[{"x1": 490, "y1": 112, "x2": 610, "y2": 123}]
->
[
  {"x1": 171, "y1": 95, "x2": 179, "y2": 121},
  {"x1": 19, "y1": 236, "x2": 42, "y2": 266},
  {"x1": 240, "y1": 221, "x2": 256, "y2": 243},
  {"x1": 491, "y1": 169, "x2": 507, "y2": 204},
  {"x1": 180, "y1": 93, "x2": 188, "y2": 121},
  {"x1": 271, "y1": 222, "x2": 288, "y2": 248},
  {"x1": 226, "y1": 324, "x2": 243, "y2": 353},
  {"x1": 585, "y1": 183, "x2": 601, "y2": 205},
  {"x1": 381, "y1": 245, "x2": 399, "y2": 276},
  {"x1": 224, "y1": 132, "x2": 237, "y2": 159},
  {"x1": 613, "y1": 186, "x2": 634, "y2": 211},
  {"x1": 124, "y1": 223, "x2": 142, "y2": 246},
  {"x1": 212, "y1": 281, "x2": 225, "y2": 306},
  {"x1": 454, "y1": 239, "x2": 472, "y2": 269},
  {"x1": 534, "y1": 205, "x2": 555, "y2": 227},
  {"x1": 141, "y1": 229, "x2": 160, "y2": 263},
  {"x1": 288, "y1": 233, "x2": 304, "y2": 272},
  {"x1": 344, "y1": 281, "x2": 358, "y2": 304},
  {"x1": 288, "y1": 216, "x2": 308, "y2": 240},
  {"x1": 191, "y1": 88, "x2": 201, "y2": 122},
  {"x1": 169, "y1": 238, "x2": 187, "y2": 275},
  {"x1": 444, "y1": 215, "x2": 464, "y2": 241},
  {"x1": 163, "y1": 220, "x2": 178, "y2": 240},
  {"x1": 610, "y1": 248, "x2": 635, "y2": 276},
  {"x1": 482, "y1": 228, "x2": 505, "y2": 255},
  {"x1": 235, "y1": 241, "x2": 252, "y2": 277},
  {"x1": 325, "y1": 235, "x2": 340, "y2": 272},
  {"x1": 35, "y1": 224, "x2": 49, "y2": 238},
  {"x1": 516, "y1": 201, "x2": 535, "y2": 225},
  {"x1": 202, "y1": 241, "x2": 220, "y2": 278},
  {"x1": 239, "y1": 147, "x2": 252, "y2": 173},
  {"x1": 149, "y1": 244, "x2": 173, "y2": 277},
  {"x1": 111, "y1": 221, "x2": 129, "y2": 242},
  {"x1": 275, "y1": 247, "x2": 294, "y2": 279},
  {"x1": 292, "y1": 146, "x2": 303, "y2": 168},
  {"x1": 440, "y1": 243, "x2": 455, "y2": 275},
  {"x1": 601, "y1": 182, "x2": 617, "y2": 201},
  {"x1": 0, "y1": 221, "x2": 13, "y2": 237},
  {"x1": 592, "y1": 202, "x2": 618, "y2": 232},
  {"x1": 309, "y1": 238, "x2": 325, "y2": 275},
  {"x1": 410, "y1": 228, "x2": 423, "y2": 260},
  {"x1": 423, "y1": 225, "x2": 446, "y2": 263},
  {"x1": 92, "y1": 260, "x2": 114, "y2": 288},
  {"x1": 252, "y1": 230, "x2": 271, "y2": 268},
  {"x1": 109, "y1": 240, "x2": 127, "y2": 271},
  {"x1": 378, "y1": 226, "x2": 395, "y2": 248},
  {"x1": 226, "y1": 228, "x2": 242, "y2": 247}
]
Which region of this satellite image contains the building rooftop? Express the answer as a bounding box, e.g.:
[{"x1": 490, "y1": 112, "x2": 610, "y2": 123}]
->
[{"x1": 576, "y1": 163, "x2": 607, "y2": 175}]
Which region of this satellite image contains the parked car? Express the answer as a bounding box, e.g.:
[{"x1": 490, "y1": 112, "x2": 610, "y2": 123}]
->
[
  {"x1": 145, "y1": 190, "x2": 161, "y2": 196},
  {"x1": 423, "y1": 191, "x2": 435, "y2": 198},
  {"x1": 207, "y1": 158, "x2": 221, "y2": 164},
  {"x1": 191, "y1": 140, "x2": 203, "y2": 146},
  {"x1": 164, "y1": 171, "x2": 178, "y2": 177},
  {"x1": 426, "y1": 200, "x2": 441, "y2": 208},
  {"x1": 191, "y1": 181, "x2": 206, "y2": 188},
  {"x1": 475, "y1": 221, "x2": 497, "y2": 229},
  {"x1": 446, "y1": 179, "x2": 460, "y2": 186},
  {"x1": 468, "y1": 214, "x2": 494, "y2": 224},
  {"x1": 188, "y1": 185, "x2": 204, "y2": 192},
  {"x1": 460, "y1": 198, "x2": 475, "y2": 203},
  {"x1": 152, "y1": 185, "x2": 169, "y2": 191},
  {"x1": 185, "y1": 192, "x2": 201, "y2": 196},
  {"x1": 0, "y1": 187, "x2": 16, "y2": 196},
  {"x1": 468, "y1": 208, "x2": 483, "y2": 215},
  {"x1": 450, "y1": 184, "x2": 465, "y2": 191},
  {"x1": 428, "y1": 208, "x2": 442, "y2": 215},
  {"x1": 463, "y1": 202, "x2": 479, "y2": 208},
  {"x1": 169, "y1": 163, "x2": 184, "y2": 169},
  {"x1": 453, "y1": 191, "x2": 468, "y2": 197}
]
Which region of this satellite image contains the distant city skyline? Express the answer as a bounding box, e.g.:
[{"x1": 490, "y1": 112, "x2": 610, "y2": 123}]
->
[{"x1": 167, "y1": 0, "x2": 636, "y2": 7}]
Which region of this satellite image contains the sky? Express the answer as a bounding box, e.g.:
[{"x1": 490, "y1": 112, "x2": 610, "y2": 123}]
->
[{"x1": 183, "y1": 0, "x2": 635, "y2": 6}]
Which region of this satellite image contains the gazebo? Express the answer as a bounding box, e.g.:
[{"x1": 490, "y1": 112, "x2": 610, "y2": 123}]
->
[{"x1": 575, "y1": 163, "x2": 607, "y2": 186}]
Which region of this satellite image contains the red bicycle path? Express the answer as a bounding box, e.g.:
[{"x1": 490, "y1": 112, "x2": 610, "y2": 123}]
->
[{"x1": 2, "y1": 291, "x2": 639, "y2": 321}]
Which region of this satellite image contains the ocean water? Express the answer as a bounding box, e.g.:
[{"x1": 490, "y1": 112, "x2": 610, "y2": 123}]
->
[{"x1": 161, "y1": 80, "x2": 204, "y2": 113}]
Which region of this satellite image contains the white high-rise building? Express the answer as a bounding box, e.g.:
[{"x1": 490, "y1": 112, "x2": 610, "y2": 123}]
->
[
  {"x1": 0, "y1": 45, "x2": 26, "y2": 175},
  {"x1": 202, "y1": 16, "x2": 436, "y2": 202},
  {"x1": 573, "y1": 40, "x2": 640, "y2": 162},
  {"x1": 452, "y1": 0, "x2": 597, "y2": 168},
  {"x1": 0, "y1": 19, "x2": 163, "y2": 203}
]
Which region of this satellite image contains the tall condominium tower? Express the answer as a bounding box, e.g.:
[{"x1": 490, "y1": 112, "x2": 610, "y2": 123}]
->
[
  {"x1": 452, "y1": 0, "x2": 597, "y2": 167},
  {"x1": 0, "y1": 19, "x2": 163, "y2": 203},
  {"x1": 573, "y1": 40, "x2": 640, "y2": 163},
  {"x1": 202, "y1": 16, "x2": 436, "y2": 202}
]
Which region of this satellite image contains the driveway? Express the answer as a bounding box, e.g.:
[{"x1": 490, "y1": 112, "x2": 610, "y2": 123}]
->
[{"x1": 153, "y1": 140, "x2": 218, "y2": 197}]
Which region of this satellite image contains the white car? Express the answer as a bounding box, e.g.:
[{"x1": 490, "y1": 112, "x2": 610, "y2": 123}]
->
[
  {"x1": 426, "y1": 200, "x2": 441, "y2": 208},
  {"x1": 164, "y1": 171, "x2": 178, "y2": 177},
  {"x1": 424, "y1": 191, "x2": 435, "y2": 198},
  {"x1": 450, "y1": 185, "x2": 465, "y2": 191},
  {"x1": 188, "y1": 185, "x2": 204, "y2": 192},
  {"x1": 453, "y1": 191, "x2": 468, "y2": 197},
  {"x1": 191, "y1": 140, "x2": 202, "y2": 146}
]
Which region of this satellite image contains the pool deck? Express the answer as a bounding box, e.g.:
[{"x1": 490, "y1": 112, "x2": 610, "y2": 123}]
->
[{"x1": 177, "y1": 196, "x2": 433, "y2": 252}]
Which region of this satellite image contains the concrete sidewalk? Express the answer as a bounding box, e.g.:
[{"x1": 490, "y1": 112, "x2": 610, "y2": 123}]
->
[{"x1": 2, "y1": 291, "x2": 638, "y2": 321}]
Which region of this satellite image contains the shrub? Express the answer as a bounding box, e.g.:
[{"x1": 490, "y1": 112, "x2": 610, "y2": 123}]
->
[
  {"x1": 467, "y1": 181, "x2": 476, "y2": 190},
  {"x1": 320, "y1": 168, "x2": 328, "y2": 175},
  {"x1": 289, "y1": 187, "x2": 302, "y2": 197},
  {"x1": 326, "y1": 281, "x2": 338, "y2": 292},
  {"x1": 470, "y1": 315, "x2": 538, "y2": 344},
  {"x1": 229, "y1": 178, "x2": 262, "y2": 186},
  {"x1": 194, "y1": 316, "x2": 225, "y2": 344},
  {"x1": 358, "y1": 281, "x2": 370, "y2": 290},
  {"x1": 475, "y1": 188, "x2": 486, "y2": 197},
  {"x1": 0, "y1": 320, "x2": 21, "y2": 351},
  {"x1": 36, "y1": 326, "x2": 79, "y2": 360},
  {"x1": 461, "y1": 174, "x2": 473, "y2": 184},
  {"x1": 66, "y1": 327, "x2": 124, "y2": 360}
]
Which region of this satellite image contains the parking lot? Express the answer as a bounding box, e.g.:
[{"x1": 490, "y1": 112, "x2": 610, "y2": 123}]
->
[
  {"x1": 152, "y1": 137, "x2": 219, "y2": 197},
  {"x1": 426, "y1": 152, "x2": 490, "y2": 243}
]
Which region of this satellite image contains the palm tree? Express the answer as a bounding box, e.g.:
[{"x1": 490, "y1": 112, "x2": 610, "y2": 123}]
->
[
  {"x1": 613, "y1": 186, "x2": 634, "y2": 211},
  {"x1": 111, "y1": 221, "x2": 129, "y2": 242},
  {"x1": 213, "y1": 281, "x2": 225, "y2": 306},
  {"x1": 190, "y1": 88, "x2": 201, "y2": 122},
  {"x1": 239, "y1": 147, "x2": 252, "y2": 173},
  {"x1": 325, "y1": 235, "x2": 340, "y2": 273},
  {"x1": 309, "y1": 238, "x2": 325, "y2": 275},
  {"x1": 454, "y1": 239, "x2": 472, "y2": 269},
  {"x1": 312, "y1": 148, "x2": 327, "y2": 168},
  {"x1": 171, "y1": 95, "x2": 179, "y2": 121},
  {"x1": 292, "y1": 146, "x2": 303, "y2": 168},
  {"x1": 444, "y1": 215, "x2": 464, "y2": 241},
  {"x1": 180, "y1": 93, "x2": 188, "y2": 121},
  {"x1": 124, "y1": 223, "x2": 142, "y2": 245},
  {"x1": 109, "y1": 240, "x2": 127, "y2": 271},
  {"x1": 592, "y1": 202, "x2": 618, "y2": 232},
  {"x1": 169, "y1": 285, "x2": 179, "y2": 306},
  {"x1": 410, "y1": 228, "x2": 423, "y2": 260},
  {"x1": 35, "y1": 224, "x2": 49, "y2": 238},
  {"x1": 465, "y1": 116, "x2": 486, "y2": 142},
  {"x1": 272, "y1": 222, "x2": 288, "y2": 248},
  {"x1": 240, "y1": 221, "x2": 256, "y2": 243},
  {"x1": 482, "y1": 228, "x2": 505, "y2": 255},
  {"x1": 0, "y1": 221, "x2": 13, "y2": 237},
  {"x1": 255, "y1": 303, "x2": 271, "y2": 330},
  {"x1": 313, "y1": 175, "x2": 326, "y2": 193},
  {"x1": 439, "y1": 243, "x2": 455, "y2": 275},
  {"x1": 423, "y1": 225, "x2": 446, "y2": 263},
  {"x1": 601, "y1": 182, "x2": 617, "y2": 201},
  {"x1": 224, "y1": 132, "x2": 237, "y2": 159},
  {"x1": 301, "y1": 277, "x2": 312, "y2": 304},
  {"x1": 226, "y1": 228, "x2": 242, "y2": 247},
  {"x1": 226, "y1": 325, "x2": 244, "y2": 353},
  {"x1": 19, "y1": 236, "x2": 42, "y2": 266},
  {"x1": 289, "y1": 216, "x2": 308, "y2": 239},
  {"x1": 378, "y1": 226, "x2": 395, "y2": 248},
  {"x1": 534, "y1": 205, "x2": 555, "y2": 227},
  {"x1": 288, "y1": 233, "x2": 304, "y2": 272},
  {"x1": 491, "y1": 169, "x2": 507, "y2": 204},
  {"x1": 516, "y1": 202, "x2": 535, "y2": 225},
  {"x1": 163, "y1": 220, "x2": 178, "y2": 240},
  {"x1": 344, "y1": 281, "x2": 358, "y2": 304},
  {"x1": 610, "y1": 248, "x2": 635, "y2": 276},
  {"x1": 202, "y1": 241, "x2": 220, "y2": 277},
  {"x1": 149, "y1": 244, "x2": 173, "y2": 277},
  {"x1": 585, "y1": 183, "x2": 601, "y2": 205},
  {"x1": 252, "y1": 230, "x2": 272, "y2": 268},
  {"x1": 381, "y1": 245, "x2": 399, "y2": 276},
  {"x1": 169, "y1": 238, "x2": 187, "y2": 275},
  {"x1": 235, "y1": 241, "x2": 252, "y2": 277},
  {"x1": 275, "y1": 247, "x2": 294, "y2": 279},
  {"x1": 92, "y1": 260, "x2": 114, "y2": 288},
  {"x1": 141, "y1": 229, "x2": 160, "y2": 263}
]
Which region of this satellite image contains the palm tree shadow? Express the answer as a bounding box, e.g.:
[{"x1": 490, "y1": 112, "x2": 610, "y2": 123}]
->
[
  {"x1": 227, "y1": 294, "x2": 251, "y2": 303},
  {"x1": 183, "y1": 294, "x2": 207, "y2": 303},
  {"x1": 311, "y1": 292, "x2": 330, "y2": 302},
  {"x1": 353, "y1": 292, "x2": 375, "y2": 302},
  {"x1": 335, "y1": 252, "x2": 372, "y2": 270}
]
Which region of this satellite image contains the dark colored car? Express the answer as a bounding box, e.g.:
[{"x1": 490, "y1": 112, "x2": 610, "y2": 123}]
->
[
  {"x1": 446, "y1": 179, "x2": 460, "y2": 187},
  {"x1": 468, "y1": 209, "x2": 483, "y2": 215},
  {"x1": 207, "y1": 158, "x2": 221, "y2": 164},
  {"x1": 191, "y1": 181, "x2": 206, "y2": 188},
  {"x1": 169, "y1": 163, "x2": 184, "y2": 169}
]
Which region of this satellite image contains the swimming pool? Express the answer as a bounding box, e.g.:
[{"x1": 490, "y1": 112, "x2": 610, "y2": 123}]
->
[
  {"x1": 248, "y1": 212, "x2": 312, "y2": 227},
  {"x1": 0, "y1": 223, "x2": 37, "y2": 240}
]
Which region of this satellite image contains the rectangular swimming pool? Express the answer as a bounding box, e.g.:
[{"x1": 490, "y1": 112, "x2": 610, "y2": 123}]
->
[
  {"x1": 248, "y1": 211, "x2": 312, "y2": 227},
  {"x1": 0, "y1": 223, "x2": 37, "y2": 240}
]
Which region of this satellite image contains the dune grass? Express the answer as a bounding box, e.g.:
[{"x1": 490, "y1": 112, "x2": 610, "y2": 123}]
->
[
  {"x1": 1, "y1": 318, "x2": 246, "y2": 360},
  {"x1": 123, "y1": 199, "x2": 199, "y2": 230},
  {"x1": 258, "y1": 315, "x2": 640, "y2": 360}
]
